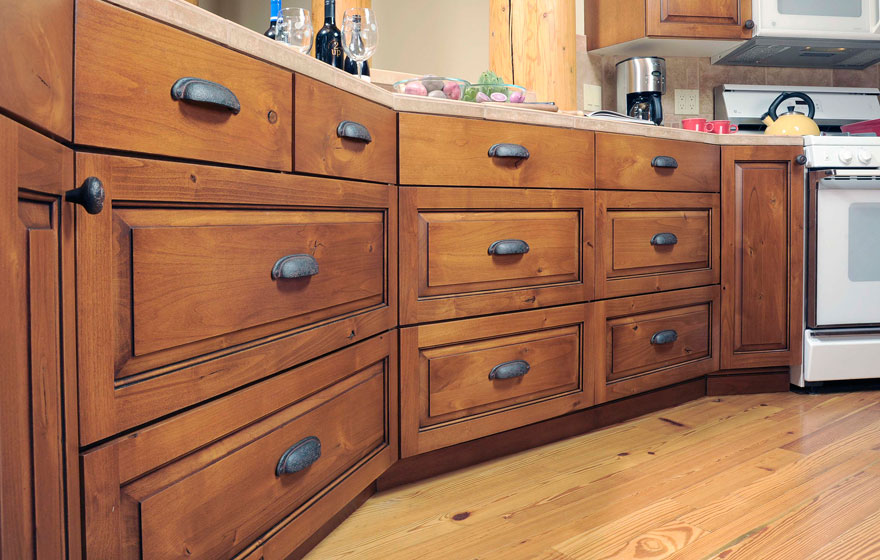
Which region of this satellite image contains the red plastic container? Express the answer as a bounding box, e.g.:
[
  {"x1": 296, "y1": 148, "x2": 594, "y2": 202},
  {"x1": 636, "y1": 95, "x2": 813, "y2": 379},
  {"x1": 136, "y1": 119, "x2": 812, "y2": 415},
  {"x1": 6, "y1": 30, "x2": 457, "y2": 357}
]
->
[{"x1": 841, "y1": 119, "x2": 880, "y2": 135}]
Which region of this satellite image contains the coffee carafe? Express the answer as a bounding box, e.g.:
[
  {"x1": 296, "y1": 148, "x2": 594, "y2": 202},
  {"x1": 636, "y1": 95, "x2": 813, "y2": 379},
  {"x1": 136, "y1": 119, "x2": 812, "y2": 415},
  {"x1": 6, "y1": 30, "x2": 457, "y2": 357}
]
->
[{"x1": 616, "y1": 57, "x2": 666, "y2": 125}]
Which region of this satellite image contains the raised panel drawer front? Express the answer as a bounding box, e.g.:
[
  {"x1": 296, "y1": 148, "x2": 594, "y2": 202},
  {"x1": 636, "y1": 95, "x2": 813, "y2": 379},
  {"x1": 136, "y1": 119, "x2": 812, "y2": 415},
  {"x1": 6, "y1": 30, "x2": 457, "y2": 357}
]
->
[
  {"x1": 595, "y1": 286, "x2": 720, "y2": 403},
  {"x1": 400, "y1": 187, "x2": 594, "y2": 324},
  {"x1": 75, "y1": 0, "x2": 292, "y2": 170},
  {"x1": 596, "y1": 190, "x2": 720, "y2": 298},
  {"x1": 295, "y1": 74, "x2": 397, "y2": 184},
  {"x1": 81, "y1": 335, "x2": 397, "y2": 560},
  {"x1": 595, "y1": 133, "x2": 720, "y2": 192},
  {"x1": 75, "y1": 154, "x2": 396, "y2": 445},
  {"x1": 398, "y1": 113, "x2": 595, "y2": 188},
  {"x1": 400, "y1": 305, "x2": 594, "y2": 456}
]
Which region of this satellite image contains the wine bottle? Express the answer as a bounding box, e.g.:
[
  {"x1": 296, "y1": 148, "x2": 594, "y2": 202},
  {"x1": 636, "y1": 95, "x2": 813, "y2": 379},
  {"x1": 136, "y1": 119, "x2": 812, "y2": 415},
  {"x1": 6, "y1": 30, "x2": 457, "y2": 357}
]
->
[
  {"x1": 264, "y1": 0, "x2": 282, "y2": 39},
  {"x1": 344, "y1": 57, "x2": 371, "y2": 81},
  {"x1": 315, "y1": 0, "x2": 344, "y2": 69}
]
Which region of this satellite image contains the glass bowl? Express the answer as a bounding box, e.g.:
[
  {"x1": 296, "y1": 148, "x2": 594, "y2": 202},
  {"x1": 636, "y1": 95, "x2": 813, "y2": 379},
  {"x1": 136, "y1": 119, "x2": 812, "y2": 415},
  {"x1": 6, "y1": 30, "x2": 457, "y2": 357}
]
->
[
  {"x1": 462, "y1": 83, "x2": 527, "y2": 103},
  {"x1": 392, "y1": 77, "x2": 471, "y2": 101}
]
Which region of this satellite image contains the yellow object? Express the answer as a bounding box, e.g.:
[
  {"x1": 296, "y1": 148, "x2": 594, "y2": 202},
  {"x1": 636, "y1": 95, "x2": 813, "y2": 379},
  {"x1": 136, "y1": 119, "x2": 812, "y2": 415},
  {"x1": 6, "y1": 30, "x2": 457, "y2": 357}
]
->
[{"x1": 762, "y1": 92, "x2": 821, "y2": 136}]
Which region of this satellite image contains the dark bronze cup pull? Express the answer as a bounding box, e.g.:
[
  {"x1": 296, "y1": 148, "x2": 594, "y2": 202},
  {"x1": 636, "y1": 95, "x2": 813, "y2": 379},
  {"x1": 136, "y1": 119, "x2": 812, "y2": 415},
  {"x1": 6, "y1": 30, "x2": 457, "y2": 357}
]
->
[
  {"x1": 488, "y1": 239, "x2": 530, "y2": 256},
  {"x1": 66, "y1": 177, "x2": 105, "y2": 215},
  {"x1": 272, "y1": 254, "x2": 319, "y2": 280},
  {"x1": 489, "y1": 360, "x2": 531, "y2": 380},
  {"x1": 651, "y1": 329, "x2": 678, "y2": 345},
  {"x1": 275, "y1": 436, "x2": 321, "y2": 476},
  {"x1": 488, "y1": 143, "x2": 530, "y2": 160},
  {"x1": 651, "y1": 156, "x2": 679, "y2": 169},
  {"x1": 171, "y1": 77, "x2": 241, "y2": 114},
  {"x1": 337, "y1": 120, "x2": 372, "y2": 143},
  {"x1": 650, "y1": 233, "x2": 678, "y2": 246}
]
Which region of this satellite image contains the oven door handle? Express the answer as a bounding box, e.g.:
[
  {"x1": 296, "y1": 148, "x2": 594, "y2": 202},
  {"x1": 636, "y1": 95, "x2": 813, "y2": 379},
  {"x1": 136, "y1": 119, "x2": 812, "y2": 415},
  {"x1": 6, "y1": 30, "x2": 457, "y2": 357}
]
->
[{"x1": 819, "y1": 176, "x2": 880, "y2": 190}]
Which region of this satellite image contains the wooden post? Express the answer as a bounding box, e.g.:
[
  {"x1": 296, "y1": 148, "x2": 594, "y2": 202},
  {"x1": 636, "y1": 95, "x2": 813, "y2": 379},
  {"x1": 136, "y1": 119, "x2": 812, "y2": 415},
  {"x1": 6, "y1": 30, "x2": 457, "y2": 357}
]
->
[
  {"x1": 311, "y1": 0, "x2": 371, "y2": 45},
  {"x1": 489, "y1": 0, "x2": 577, "y2": 111}
]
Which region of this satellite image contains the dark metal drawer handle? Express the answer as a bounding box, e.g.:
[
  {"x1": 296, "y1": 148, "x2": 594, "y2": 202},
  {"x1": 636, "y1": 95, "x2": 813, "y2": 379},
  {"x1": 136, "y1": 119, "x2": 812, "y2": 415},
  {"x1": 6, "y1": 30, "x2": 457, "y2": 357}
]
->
[
  {"x1": 66, "y1": 177, "x2": 105, "y2": 215},
  {"x1": 272, "y1": 254, "x2": 319, "y2": 280},
  {"x1": 650, "y1": 233, "x2": 678, "y2": 246},
  {"x1": 337, "y1": 120, "x2": 372, "y2": 143},
  {"x1": 488, "y1": 239, "x2": 530, "y2": 256},
  {"x1": 651, "y1": 330, "x2": 678, "y2": 345},
  {"x1": 488, "y1": 143, "x2": 530, "y2": 160},
  {"x1": 651, "y1": 156, "x2": 679, "y2": 169},
  {"x1": 171, "y1": 77, "x2": 241, "y2": 114},
  {"x1": 275, "y1": 436, "x2": 321, "y2": 476},
  {"x1": 489, "y1": 360, "x2": 531, "y2": 380}
]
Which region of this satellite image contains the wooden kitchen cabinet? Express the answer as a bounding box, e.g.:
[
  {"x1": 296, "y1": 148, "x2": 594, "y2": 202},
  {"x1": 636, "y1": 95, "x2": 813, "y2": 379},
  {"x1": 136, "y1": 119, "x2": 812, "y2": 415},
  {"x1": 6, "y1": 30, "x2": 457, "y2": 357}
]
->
[
  {"x1": 0, "y1": 115, "x2": 79, "y2": 558},
  {"x1": 586, "y1": 0, "x2": 753, "y2": 51},
  {"x1": 721, "y1": 146, "x2": 805, "y2": 369}
]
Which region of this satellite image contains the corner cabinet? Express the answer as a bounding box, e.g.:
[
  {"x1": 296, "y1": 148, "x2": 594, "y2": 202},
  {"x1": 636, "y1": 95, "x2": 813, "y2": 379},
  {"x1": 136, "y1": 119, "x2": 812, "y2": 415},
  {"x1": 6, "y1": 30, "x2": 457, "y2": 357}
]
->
[
  {"x1": 721, "y1": 146, "x2": 805, "y2": 370},
  {"x1": 0, "y1": 114, "x2": 78, "y2": 559}
]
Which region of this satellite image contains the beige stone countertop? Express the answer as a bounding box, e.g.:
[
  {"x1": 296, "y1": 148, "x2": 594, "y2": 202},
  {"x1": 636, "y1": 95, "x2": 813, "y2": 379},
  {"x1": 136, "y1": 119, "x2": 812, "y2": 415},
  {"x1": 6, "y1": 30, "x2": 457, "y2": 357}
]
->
[{"x1": 108, "y1": 0, "x2": 803, "y2": 148}]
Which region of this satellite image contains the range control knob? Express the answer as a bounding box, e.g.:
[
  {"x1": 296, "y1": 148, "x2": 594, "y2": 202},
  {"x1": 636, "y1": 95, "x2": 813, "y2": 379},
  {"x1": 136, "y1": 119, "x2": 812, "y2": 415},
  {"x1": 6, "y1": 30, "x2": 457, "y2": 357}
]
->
[
  {"x1": 858, "y1": 150, "x2": 874, "y2": 165},
  {"x1": 839, "y1": 149, "x2": 854, "y2": 164}
]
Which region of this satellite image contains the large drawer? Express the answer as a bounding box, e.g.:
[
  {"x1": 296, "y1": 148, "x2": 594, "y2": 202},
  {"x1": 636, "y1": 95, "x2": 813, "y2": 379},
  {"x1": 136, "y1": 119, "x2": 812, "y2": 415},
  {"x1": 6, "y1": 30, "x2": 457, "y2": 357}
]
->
[
  {"x1": 596, "y1": 190, "x2": 720, "y2": 298},
  {"x1": 595, "y1": 133, "x2": 720, "y2": 192},
  {"x1": 295, "y1": 74, "x2": 397, "y2": 184},
  {"x1": 594, "y1": 286, "x2": 720, "y2": 403},
  {"x1": 82, "y1": 334, "x2": 397, "y2": 560},
  {"x1": 400, "y1": 305, "x2": 594, "y2": 456},
  {"x1": 399, "y1": 114, "x2": 595, "y2": 188},
  {"x1": 400, "y1": 187, "x2": 594, "y2": 323},
  {"x1": 75, "y1": 0, "x2": 292, "y2": 170},
  {"x1": 75, "y1": 154, "x2": 396, "y2": 445}
]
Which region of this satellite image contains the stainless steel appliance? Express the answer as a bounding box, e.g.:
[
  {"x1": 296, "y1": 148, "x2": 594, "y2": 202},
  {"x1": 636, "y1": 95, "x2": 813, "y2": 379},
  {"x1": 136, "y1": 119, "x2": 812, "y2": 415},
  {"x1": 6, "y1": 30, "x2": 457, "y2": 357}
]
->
[
  {"x1": 616, "y1": 57, "x2": 665, "y2": 125},
  {"x1": 713, "y1": 0, "x2": 880, "y2": 69}
]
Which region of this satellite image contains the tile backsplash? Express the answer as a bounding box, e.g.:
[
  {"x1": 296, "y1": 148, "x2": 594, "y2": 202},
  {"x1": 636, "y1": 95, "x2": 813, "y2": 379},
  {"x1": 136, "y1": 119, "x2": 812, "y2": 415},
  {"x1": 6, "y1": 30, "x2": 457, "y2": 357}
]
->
[{"x1": 576, "y1": 43, "x2": 880, "y2": 127}]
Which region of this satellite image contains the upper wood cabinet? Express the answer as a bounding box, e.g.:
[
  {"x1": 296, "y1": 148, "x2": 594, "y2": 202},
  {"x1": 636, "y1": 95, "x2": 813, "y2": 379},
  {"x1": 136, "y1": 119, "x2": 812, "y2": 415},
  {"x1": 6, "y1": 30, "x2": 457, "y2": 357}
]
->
[
  {"x1": 721, "y1": 146, "x2": 805, "y2": 370},
  {"x1": 586, "y1": 0, "x2": 753, "y2": 52}
]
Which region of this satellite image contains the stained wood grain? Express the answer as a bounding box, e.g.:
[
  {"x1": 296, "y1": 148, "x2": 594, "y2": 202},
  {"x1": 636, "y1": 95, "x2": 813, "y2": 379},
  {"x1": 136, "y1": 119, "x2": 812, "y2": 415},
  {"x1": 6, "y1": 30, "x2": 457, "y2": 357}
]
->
[
  {"x1": 647, "y1": 0, "x2": 753, "y2": 40},
  {"x1": 585, "y1": 0, "x2": 646, "y2": 51}
]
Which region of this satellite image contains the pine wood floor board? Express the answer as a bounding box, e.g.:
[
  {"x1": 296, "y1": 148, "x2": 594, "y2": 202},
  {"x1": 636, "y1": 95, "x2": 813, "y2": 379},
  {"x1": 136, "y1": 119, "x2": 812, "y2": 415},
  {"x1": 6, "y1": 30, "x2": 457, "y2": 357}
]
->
[
  {"x1": 804, "y1": 506, "x2": 880, "y2": 560},
  {"x1": 782, "y1": 401, "x2": 880, "y2": 454}
]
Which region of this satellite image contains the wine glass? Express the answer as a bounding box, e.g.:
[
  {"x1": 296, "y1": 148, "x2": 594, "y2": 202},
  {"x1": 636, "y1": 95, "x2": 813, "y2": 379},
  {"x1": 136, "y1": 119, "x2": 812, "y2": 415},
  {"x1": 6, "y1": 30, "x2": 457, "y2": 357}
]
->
[
  {"x1": 275, "y1": 7, "x2": 313, "y2": 55},
  {"x1": 341, "y1": 8, "x2": 378, "y2": 80}
]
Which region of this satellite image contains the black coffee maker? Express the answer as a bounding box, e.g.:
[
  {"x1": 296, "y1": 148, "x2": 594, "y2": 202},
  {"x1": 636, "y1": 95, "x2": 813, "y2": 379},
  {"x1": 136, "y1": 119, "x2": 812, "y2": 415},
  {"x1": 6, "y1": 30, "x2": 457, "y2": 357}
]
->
[{"x1": 616, "y1": 57, "x2": 666, "y2": 125}]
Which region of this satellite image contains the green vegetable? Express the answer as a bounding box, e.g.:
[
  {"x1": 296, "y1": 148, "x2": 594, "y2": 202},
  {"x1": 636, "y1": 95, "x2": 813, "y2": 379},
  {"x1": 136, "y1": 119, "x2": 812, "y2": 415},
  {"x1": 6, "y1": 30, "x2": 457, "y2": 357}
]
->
[{"x1": 463, "y1": 70, "x2": 511, "y2": 102}]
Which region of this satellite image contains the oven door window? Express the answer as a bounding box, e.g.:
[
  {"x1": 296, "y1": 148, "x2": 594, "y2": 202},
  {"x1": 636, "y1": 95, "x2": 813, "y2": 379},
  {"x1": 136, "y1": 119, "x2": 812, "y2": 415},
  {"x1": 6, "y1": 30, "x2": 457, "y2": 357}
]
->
[{"x1": 849, "y1": 204, "x2": 880, "y2": 281}]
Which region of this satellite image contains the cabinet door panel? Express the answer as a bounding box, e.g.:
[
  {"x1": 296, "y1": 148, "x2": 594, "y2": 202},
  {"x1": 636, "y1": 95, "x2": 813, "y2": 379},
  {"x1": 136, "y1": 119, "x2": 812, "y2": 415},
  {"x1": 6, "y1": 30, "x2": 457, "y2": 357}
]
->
[
  {"x1": 647, "y1": 0, "x2": 752, "y2": 39},
  {"x1": 721, "y1": 146, "x2": 804, "y2": 369}
]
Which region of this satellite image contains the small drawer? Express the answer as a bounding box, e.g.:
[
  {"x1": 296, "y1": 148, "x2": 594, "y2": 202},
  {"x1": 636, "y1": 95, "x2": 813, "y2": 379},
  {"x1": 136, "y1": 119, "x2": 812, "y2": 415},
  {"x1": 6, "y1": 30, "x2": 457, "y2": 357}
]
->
[
  {"x1": 596, "y1": 191, "x2": 720, "y2": 298},
  {"x1": 399, "y1": 113, "x2": 595, "y2": 188},
  {"x1": 75, "y1": 0, "x2": 292, "y2": 170},
  {"x1": 82, "y1": 335, "x2": 397, "y2": 560},
  {"x1": 401, "y1": 305, "x2": 593, "y2": 456},
  {"x1": 75, "y1": 153, "x2": 395, "y2": 444},
  {"x1": 595, "y1": 133, "x2": 720, "y2": 192},
  {"x1": 400, "y1": 187, "x2": 594, "y2": 323},
  {"x1": 595, "y1": 286, "x2": 720, "y2": 403},
  {"x1": 294, "y1": 74, "x2": 397, "y2": 184}
]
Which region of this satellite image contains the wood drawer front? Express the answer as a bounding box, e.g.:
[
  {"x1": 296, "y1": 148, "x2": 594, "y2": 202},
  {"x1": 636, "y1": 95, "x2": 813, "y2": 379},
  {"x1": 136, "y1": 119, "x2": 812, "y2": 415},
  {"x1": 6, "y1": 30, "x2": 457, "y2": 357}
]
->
[
  {"x1": 595, "y1": 286, "x2": 720, "y2": 403},
  {"x1": 595, "y1": 133, "x2": 720, "y2": 192},
  {"x1": 75, "y1": 0, "x2": 292, "y2": 170},
  {"x1": 399, "y1": 113, "x2": 595, "y2": 188},
  {"x1": 400, "y1": 187, "x2": 594, "y2": 324},
  {"x1": 401, "y1": 305, "x2": 594, "y2": 456},
  {"x1": 76, "y1": 154, "x2": 396, "y2": 445},
  {"x1": 295, "y1": 74, "x2": 396, "y2": 183},
  {"x1": 596, "y1": 191, "x2": 721, "y2": 298},
  {"x1": 82, "y1": 335, "x2": 397, "y2": 560}
]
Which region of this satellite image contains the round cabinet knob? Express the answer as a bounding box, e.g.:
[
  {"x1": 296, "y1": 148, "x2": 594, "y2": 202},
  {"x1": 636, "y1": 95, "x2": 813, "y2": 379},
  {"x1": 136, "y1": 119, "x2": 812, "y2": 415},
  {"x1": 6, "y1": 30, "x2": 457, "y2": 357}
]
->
[
  {"x1": 839, "y1": 149, "x2": 854, "y2": 164},
  {"x1": 858, "y1": 150, "x2": 874, "y2": 164},
  {"x1": 744, "y1": 19, "x2": 755, "y2": 29},
  {"x1": 795, "y1": 154, "x2": 807, "y2": 165},
  {"x1": 65, "y1": 177, "x2": 105, "y2": 215}
]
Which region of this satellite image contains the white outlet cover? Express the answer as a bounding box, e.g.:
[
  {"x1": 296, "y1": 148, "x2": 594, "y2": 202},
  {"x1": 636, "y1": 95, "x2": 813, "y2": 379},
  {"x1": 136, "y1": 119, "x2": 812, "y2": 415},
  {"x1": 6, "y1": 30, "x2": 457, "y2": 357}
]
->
[
  {"x1": 583, "y1": 84, "x2": 602, "y2": 113},
  {"x1": 674, "y1": 89, "x2": 700, "y2": 115}
]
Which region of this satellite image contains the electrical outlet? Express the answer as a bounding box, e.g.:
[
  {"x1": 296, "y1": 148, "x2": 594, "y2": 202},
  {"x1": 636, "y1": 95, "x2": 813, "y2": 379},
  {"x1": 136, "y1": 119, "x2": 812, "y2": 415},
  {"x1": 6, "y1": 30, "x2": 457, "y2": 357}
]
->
[
  {"x1": 675, "y1": 89, "x2": 700, "y2": 115},
  {"x1": 583, "y1": 84, "x2": 602, "y2": 113}
]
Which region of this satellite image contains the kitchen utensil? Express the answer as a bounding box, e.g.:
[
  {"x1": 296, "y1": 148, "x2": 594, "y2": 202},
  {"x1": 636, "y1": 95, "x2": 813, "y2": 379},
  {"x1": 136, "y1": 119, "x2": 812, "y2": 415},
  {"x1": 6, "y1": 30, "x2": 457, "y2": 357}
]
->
[
  {"x1": 275, "y1": 8, "x2": 313, "y2": 54},
  {"x1": 706, "y1": 120, "x2": 738, "y2": 134},
  {"x1": 341, "y1": 8, "x2": 378, "y2": 81},
  {"x1": 762, "y1": 91, "x2": 820, "y2": 136},
  {"x1": 681, "y1": 118, "x2": 707, "y2": 131}
]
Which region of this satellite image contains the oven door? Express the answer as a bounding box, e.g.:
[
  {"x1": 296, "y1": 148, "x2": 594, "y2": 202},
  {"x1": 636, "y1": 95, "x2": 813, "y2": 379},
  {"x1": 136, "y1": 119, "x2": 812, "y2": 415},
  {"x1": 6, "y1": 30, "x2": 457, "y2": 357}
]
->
[
  {"x1": 759, "y1": 0, "x2": 880, "y2": 38},
  {"x1": 815, "y1": 171, "x2": 880, "y2": 327}
]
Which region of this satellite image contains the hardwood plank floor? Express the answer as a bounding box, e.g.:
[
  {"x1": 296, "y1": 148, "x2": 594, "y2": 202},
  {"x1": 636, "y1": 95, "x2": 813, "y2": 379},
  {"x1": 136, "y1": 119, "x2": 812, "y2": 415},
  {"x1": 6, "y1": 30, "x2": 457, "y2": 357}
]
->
[{"x1": 305, "y1": 391, "x2": 880, "y2": 560}]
